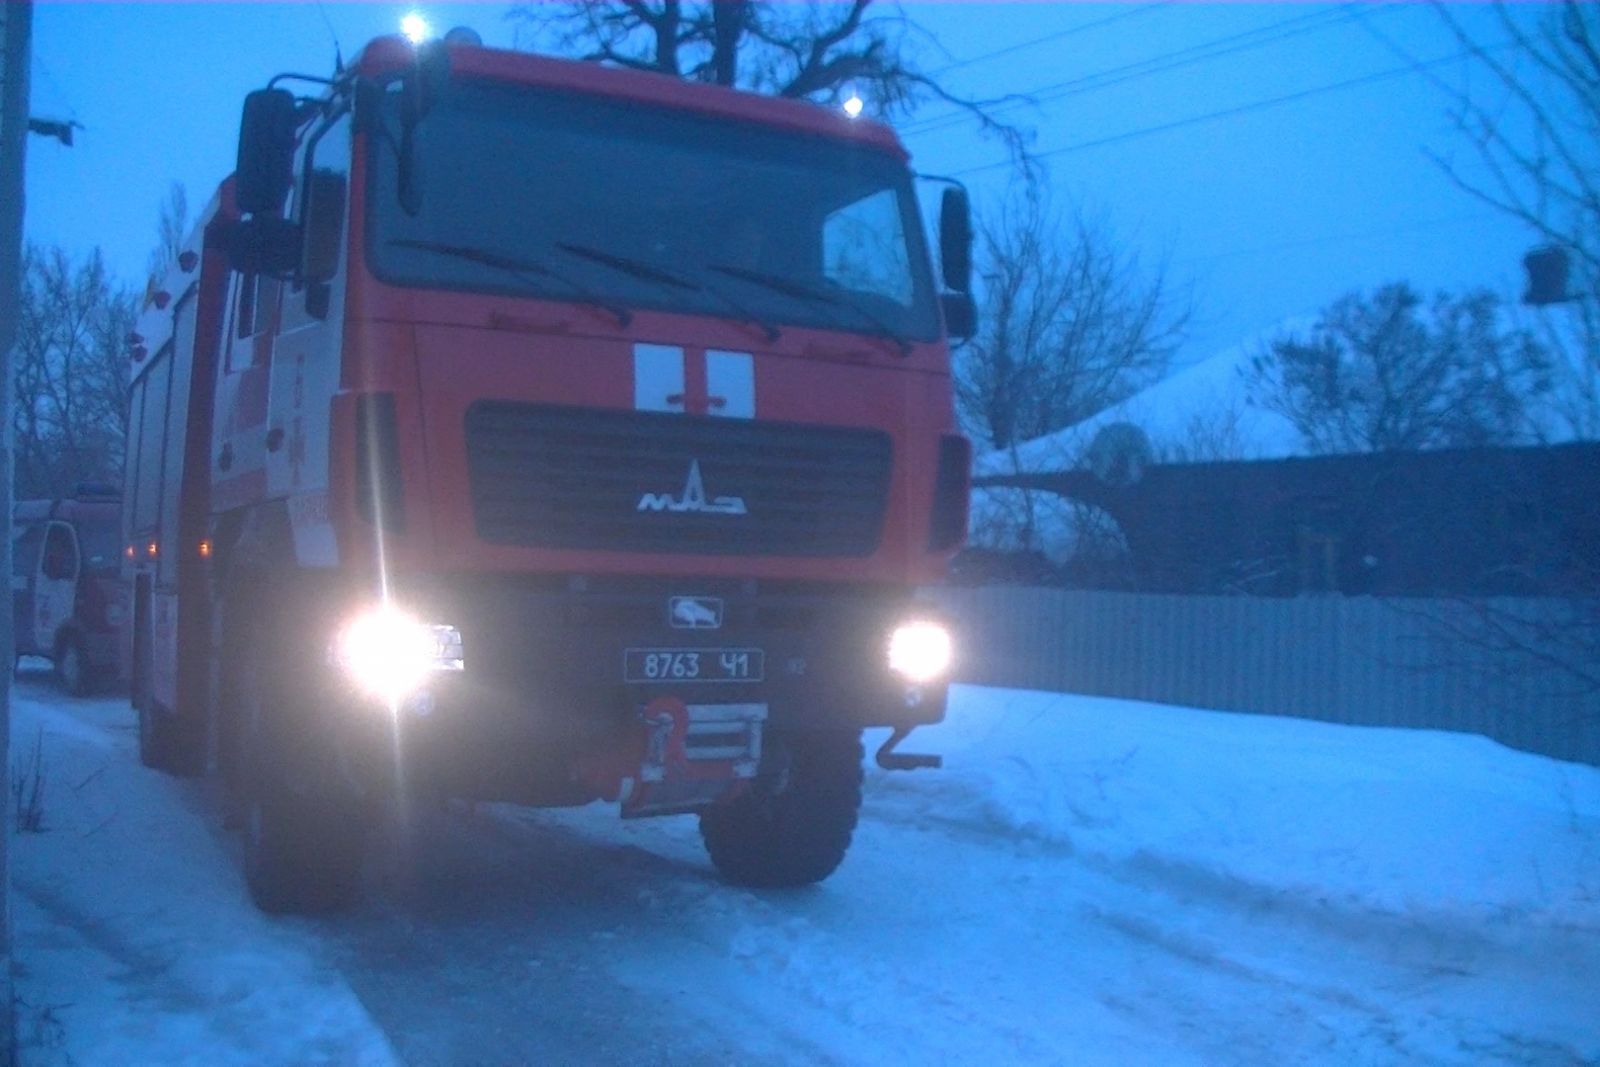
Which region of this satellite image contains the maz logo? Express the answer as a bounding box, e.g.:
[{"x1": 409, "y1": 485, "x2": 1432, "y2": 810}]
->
[{"x1": 637, "y1": 460, "x2": 748, "y2": 516}]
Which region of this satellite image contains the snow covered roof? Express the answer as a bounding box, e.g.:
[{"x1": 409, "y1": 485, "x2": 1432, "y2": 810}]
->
[
  {"x1": 974, "y1": 318, "x2": 1311, "y2": 479},
  {"x1": 976, "y1": 309, "x2": 1596, "y2": 480}
]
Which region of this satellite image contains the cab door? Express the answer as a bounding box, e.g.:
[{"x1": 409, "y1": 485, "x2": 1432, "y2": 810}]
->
[
  {"x1": 211, "y1": 271, "x2": 280, "y2": 512},
  {"x1": 32, "y1": 521, "x2": 80, "y2": 654}
]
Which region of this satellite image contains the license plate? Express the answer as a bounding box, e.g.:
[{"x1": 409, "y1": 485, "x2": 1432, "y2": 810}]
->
[{"x1": 624, "y1": 648, "x2": 764, "y2": 684}]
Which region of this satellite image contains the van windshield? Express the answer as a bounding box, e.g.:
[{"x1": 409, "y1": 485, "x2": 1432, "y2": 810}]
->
[{"x1": 367, "y1": 78, "x2": 940, "y2": 342}]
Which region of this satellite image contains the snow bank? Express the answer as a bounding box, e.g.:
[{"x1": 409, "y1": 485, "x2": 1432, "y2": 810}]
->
[
  {"x1": 9, "y1": 686, "x2": 397, "y2": 1067},
  {"x1": 873, "y1": 686, "x2": 1600, "y2": 927}
]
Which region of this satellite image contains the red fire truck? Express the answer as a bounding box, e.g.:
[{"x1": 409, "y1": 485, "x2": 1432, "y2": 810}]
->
[{"x1": 124, "y1": 29, "x2": 972, "y2": 913}]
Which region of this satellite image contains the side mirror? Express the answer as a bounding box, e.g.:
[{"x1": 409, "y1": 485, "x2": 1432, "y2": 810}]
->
[
  {"x1": 939, "y1": 186, "x2": 973, "y2": 295},
  {"x1": 302, "y1": 168, "x2": 348, "y2": 285},
  {"x1": 236, "y1": 89, "x2": 299, "y2": 217},
  {"x1": 942, "y1": 292, "x2": 976, "y2": 341}
]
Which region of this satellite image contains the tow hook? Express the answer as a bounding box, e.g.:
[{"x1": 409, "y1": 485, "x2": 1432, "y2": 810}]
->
[{"x1": 875, "y1": 725, "x2": 941, "y2": 771}]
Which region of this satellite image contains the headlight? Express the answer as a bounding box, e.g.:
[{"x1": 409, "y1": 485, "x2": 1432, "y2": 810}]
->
[
  {"x1": 888, "y1": 620, "x2": 953, "y2": 684},
  {"x1": 332, "y1": 605, "x2": 463, "y2": 704}
]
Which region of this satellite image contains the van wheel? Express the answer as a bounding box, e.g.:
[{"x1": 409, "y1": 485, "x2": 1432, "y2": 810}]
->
[
  {"x1": 237, "y1": 636, "x2": 365, "y2": 914},
  {"x1": 700, "y1": 730, "x2": 864, "y2": 888},
  {"x1": 55, "y1": 635, "x2": 92, "y2": 697}
]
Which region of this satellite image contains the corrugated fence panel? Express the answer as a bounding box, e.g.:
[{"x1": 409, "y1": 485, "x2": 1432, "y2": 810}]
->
[{"x1": 929, "y1": 588, "x2": 1600, "y2": 766}]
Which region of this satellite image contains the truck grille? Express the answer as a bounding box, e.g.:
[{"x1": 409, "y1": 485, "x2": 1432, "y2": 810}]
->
[{"x1": 464, "y1": 403, "x2": 892, "y2": 556}]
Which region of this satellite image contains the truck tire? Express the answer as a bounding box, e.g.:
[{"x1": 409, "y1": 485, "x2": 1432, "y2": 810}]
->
[
  {"x1": 700, "y1": 729, "x2": 864, "y2": 888},
  {"x1": 130, "y1": 584, "x2": 201, "y2": 776},
  {"x1": 135, "y1": 674, "x2": 206, "y2": 777},
  {"x1": 236, "y1": 627, "x2": 365, "y2": 914},
  {"x1": 137, "y1": 702, "x2": 175, "y2": 768}
]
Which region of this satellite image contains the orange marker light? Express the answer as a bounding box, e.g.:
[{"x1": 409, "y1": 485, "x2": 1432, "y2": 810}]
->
[
  {"x1": 198, "y1": 539, "x2": 212, "y2": 559},
  {"x1": 146, "y1": 541, "x2": 158, "y2": 559}
]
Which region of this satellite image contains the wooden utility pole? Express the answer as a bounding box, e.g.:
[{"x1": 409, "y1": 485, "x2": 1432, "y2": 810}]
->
[{"x1": 0, "y1": 1, "x2": 31, "y2": 1061}]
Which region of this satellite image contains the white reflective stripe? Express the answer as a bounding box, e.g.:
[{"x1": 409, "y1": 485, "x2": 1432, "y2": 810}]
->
[
  {"x1": 706, "y1": 350, "x2": 755, "y2": 419},
  {"x1": 634, "y1": 343, "x2": 685, "y2": 412}
]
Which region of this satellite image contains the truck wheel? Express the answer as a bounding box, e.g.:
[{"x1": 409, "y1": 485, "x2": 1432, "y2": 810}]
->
[
  {"x1": 136, "y1": 701, "x2": 206, "y2": 776},
  {"x1": 55, "y1": 635, "x2": 92, "y2": 697},
  {"x1": 130, "y1": 601, "x2": 202, "y2": 775},
  {"x1": 237, "y1": 641, "x2": 365, "y2": 914},
  {"x1": 137, "y1": 702, "x2": 173, "y2": 768},
  {"x1": 134, "y1": 620, "x2": 180, "y2": 771},
  {"x1": 700, "y1": 730, "x2": 864, "y2": 888}
]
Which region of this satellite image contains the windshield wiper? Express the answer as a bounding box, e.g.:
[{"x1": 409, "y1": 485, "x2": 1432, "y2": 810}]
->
[
  {"x1": 388, "y1": 238, "x2": 632, "y2": 328},
  {"x1": 556, "y1": 242, "x2": 699, "y2": 290},
  {"x1": 558, "y1": 242, "x2": 782, "y2": 343},
  {"x1": 705, "y1": 263, "x2": 910, "y2": 355}
]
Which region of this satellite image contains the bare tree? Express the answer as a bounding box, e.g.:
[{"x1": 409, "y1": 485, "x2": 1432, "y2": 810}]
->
[
  {"x1": 1158, "y1": 405, "x2": 1251, "y2": 465},
  {"x1": 1404, "y1": 2, "x2": 1600, "y2": 435},
  {"x1": 145, "y1": 182, "x2": 188, "y2": 285},
  {"x1": 956, "y1": 190, "x2": 1186, "y2": 452},
  {"x1": 506, "y1": 0, "x2": 1030, "y2": 159},
  {"x1": 13, "y1": 246, "x2": 135, "y2": 499},
  {"x1": 1243, "y1": 282, "x2": 1552, "y2": 455},
  {"x1": 1338, "y1": 5, "x2": 1600, "y2": 717}
]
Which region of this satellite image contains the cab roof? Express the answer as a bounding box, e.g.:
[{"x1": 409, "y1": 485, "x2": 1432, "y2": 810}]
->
[{"x1": 353, "y1": 35, "x2": 910, "y2": 161}]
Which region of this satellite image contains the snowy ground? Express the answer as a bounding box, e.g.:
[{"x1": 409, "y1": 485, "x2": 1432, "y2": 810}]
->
[{"x1": 10, "y1": 670, "x2": 1600, "y2": 1066}]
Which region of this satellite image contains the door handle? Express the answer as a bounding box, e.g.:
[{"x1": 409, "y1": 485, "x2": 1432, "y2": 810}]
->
[
  {"x1": 218, "y1": 443, "x2": 234, "y2": 471},
  {"x1": 266, "y1": 427, "x2": 285, "y2": 453}
]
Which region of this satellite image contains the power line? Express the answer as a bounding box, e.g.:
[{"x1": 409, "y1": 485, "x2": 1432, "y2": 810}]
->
[
  {"x1": 950, "y1": 40, "x2": 1513, "y2": 180},
  {"x1": 923, "y1": 3, "x2": 1172, "y2": 80},
  {"x1": 903, "y1": 6, "x2": 1369, "y2": 139},
  {"x1": 907, "y1": 6, "x2": 1360, "y2": 137},
  {"x1": 1342, "y1": 1, "x2": 1465, "y2": 101}
]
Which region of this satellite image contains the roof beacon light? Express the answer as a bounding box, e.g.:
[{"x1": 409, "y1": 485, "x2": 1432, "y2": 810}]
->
[
  {"x1": 842, "y1": 89, "x2": 865, "y2": 120},
  {"x1": 401, "y1": 13, "x2": 432, "y2": 45}
]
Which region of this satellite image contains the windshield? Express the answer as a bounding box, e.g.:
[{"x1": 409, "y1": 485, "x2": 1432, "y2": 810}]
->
[{"x1": 367, "y1": 78, "x2": 941, "y2": 341}]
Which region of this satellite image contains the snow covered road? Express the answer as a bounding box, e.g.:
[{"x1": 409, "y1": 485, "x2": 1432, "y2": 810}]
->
[{"x1": 11, "y1": 674, "x2": 1600, "y2": 1065}]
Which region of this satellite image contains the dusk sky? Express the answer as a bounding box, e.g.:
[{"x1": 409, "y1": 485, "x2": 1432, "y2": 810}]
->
[{"x1": 24, "y1": 1, "x2": 1545, "y2": 370}]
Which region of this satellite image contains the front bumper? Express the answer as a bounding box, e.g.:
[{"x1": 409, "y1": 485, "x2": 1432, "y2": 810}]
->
[
  {"x1": 379, "y1": 574, "x2": 948, "y2": 736},
  {"x1": 320, "y1": 574, "x2": 947, "y2": 802}
]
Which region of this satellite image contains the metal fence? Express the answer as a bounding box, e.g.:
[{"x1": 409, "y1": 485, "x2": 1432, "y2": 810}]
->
[{"x1": 931, "y1": 587, "x2": 1600, "y2": 766}]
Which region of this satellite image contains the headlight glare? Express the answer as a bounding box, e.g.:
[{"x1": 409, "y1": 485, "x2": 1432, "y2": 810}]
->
[
  {"x1": 333, "y1": 605, "x2": 461, "y2": 704},
  {"x1": 888, "y1": 620, "x2": 953, "y2": 683}
]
